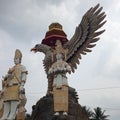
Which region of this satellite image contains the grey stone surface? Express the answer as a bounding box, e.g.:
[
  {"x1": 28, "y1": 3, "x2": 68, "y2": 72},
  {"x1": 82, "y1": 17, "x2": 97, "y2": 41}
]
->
[{"x1": 30, "y1": 87, "x2": 88, "y2": 120}]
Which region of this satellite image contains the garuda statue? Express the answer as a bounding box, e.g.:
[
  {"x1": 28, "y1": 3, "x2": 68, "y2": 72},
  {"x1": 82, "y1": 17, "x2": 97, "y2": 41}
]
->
[{"x1": 31, "y1": 4, "x2": 106, "y2": 116}]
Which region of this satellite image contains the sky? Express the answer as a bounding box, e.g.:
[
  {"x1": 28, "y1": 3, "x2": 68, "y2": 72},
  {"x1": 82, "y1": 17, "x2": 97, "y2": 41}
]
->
[{"x1": 0, "y1": 0, "x2": 120, "y2": 119}]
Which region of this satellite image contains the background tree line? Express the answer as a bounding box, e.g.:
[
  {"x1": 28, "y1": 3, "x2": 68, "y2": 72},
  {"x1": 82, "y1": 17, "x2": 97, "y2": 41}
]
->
[{"x1": 82, "y1": 106, "x2": 110, "y2": 120}]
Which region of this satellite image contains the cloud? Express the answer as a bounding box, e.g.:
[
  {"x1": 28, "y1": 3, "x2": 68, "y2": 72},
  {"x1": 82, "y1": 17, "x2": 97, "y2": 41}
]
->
[
  {"x1": 0, "y1": 0, "x2": 82, "y2": 42},
  {"x1": 0, "y1": 0, "x2": 120, "y2": 119}
]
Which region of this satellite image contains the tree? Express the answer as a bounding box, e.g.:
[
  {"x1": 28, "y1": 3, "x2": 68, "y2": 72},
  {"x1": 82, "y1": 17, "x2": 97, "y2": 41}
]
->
[
  {"x1": 92, "y1": 107, "x2": 110, "y2": 120},
  {"x1": 82, "y1": 106, "x2": 93, "y2": 120},
  {"x1": 25, "y1": 113, "x2": 31, "y2": 120}
]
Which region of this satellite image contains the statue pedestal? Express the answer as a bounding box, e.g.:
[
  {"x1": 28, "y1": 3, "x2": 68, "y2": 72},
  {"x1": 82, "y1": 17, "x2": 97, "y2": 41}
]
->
[
  {"x1": 53, "y1": 86, "x2": 68, "y2": 112},
  {"x1": 30, "y1": 87, "x2": 88, "y2": 120}
]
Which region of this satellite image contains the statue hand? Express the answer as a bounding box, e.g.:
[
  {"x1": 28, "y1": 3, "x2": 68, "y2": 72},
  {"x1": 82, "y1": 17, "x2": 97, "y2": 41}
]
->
[
  {"x1": 1, "y1": 89, "x2": 4, "y2": 95},
  {"x1": 19, "y1": 85, "x2": 24, "y2": 92}
]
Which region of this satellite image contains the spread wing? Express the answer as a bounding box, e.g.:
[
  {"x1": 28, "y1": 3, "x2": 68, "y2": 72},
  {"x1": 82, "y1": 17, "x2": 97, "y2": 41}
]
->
[{"x1": 65, "y1": 4, "x2": 106, "y2": 73}]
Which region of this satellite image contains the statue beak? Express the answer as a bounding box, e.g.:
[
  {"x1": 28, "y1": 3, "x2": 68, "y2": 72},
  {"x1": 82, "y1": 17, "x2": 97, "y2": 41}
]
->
[{"x1": 30, "y1": 48, "x2": 38, "y2": 53}]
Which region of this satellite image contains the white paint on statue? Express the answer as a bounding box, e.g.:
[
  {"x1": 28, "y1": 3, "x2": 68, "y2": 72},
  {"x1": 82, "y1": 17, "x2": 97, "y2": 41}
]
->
[{"x1": 1, "y1": 49, "x2": 28, "y2": 120}]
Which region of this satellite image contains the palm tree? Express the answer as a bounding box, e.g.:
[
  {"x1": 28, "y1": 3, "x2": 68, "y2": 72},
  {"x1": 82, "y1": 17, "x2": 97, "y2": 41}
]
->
[
  {"x1": 82, "y1": 106, "x2": 93, "y2": 120},
  {"x1": 91, "y1": 107, "x2": 110, "y2": 120},
  {"x1": 25, "y1": 113, "x2": 31, "y2": 120}
]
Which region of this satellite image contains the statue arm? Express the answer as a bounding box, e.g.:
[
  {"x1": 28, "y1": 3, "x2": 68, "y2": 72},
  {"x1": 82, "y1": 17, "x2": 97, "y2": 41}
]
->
[
  {"x1": 20, "y1": 66, "x2": 28, "y2": 91},
  {"x1": 2, "y1": 70, "x2": 12, "y2": 87}
]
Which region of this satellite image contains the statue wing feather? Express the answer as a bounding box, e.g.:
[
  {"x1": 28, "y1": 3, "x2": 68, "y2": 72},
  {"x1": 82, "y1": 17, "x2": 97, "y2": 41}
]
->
[{"x1": 65, "y1": 4, "x2": 106, "y2": 73}]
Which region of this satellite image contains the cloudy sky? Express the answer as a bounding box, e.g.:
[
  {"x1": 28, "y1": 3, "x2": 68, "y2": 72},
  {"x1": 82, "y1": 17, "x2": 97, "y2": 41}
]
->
[{"x1": 0, "y1": 0, "x2": 120, "y2": 119}]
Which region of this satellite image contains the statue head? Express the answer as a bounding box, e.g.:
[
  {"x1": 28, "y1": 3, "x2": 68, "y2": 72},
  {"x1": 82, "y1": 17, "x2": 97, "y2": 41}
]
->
[
  {"x1": 14, "y1": 49, "x2": 22, "y2": 65},
  {"x1": 55, "y1": 40, "x2": 62, "y2": 47}
]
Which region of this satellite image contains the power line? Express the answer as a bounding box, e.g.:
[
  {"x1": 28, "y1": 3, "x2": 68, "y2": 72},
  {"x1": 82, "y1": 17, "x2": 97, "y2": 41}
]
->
[
  {"x1": 104, "y1": 107, "x2": 120, "y2": 111},
  {"x1": 77, "y1": 86, "x2": 120, "y2": 91},
  {"x1": 25, "y1": 87, "x2": 120, "y2": 112},
  {"x1": 83, "y1": 105, "x2": 120, "y2": 111},
  {"x1": 26, "y1": 86, "x2": 120, "y2": 94}
]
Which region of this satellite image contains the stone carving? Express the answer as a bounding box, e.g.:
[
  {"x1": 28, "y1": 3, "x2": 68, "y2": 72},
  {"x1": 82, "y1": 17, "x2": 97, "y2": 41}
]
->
[
  {"x1": 1, "y1": 49, "x2": 28, "y2": 120},
  {"x1": 0, "y1": 91, "x2": 3, "y2": 118},
  {"x1": 48, "y1": 40, "x2": 71, "y2": 115},
  {"x1": 31, "y1": 87, "x2": 88, "y2": 120},
  {"x1": 31, "y1": 3, "x2": 106, "y2": 118},
  {"x1": 16, "y1": 88, "x2": 27, "y2": 120}
]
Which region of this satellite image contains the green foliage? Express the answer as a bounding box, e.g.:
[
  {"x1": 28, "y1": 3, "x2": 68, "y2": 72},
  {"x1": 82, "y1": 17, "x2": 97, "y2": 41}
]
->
[
  {"x1": 82, "y1": 106, "x2": 110, "y2": 120},
  {"x1": 92, "y1": 107, "x2": 110, "y2": 120},
  {"x1": 25, "y1": 113, "x2": 31, "y2": 120},
  {"x1": 82, "y1": 106, "x2": 93, "y2": 119}
]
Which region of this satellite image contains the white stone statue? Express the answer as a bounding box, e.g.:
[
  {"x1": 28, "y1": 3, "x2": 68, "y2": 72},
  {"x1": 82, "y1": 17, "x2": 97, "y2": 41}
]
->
[
  {"x1": 48, "y1": 40, "x2": 71, "y2": 115},
  {"x1": 1, "y1": 49, "x2": 28, "y2": 120},
  {"x1": 0, "y1": 91, "x2": 3, "y2": 118}
]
